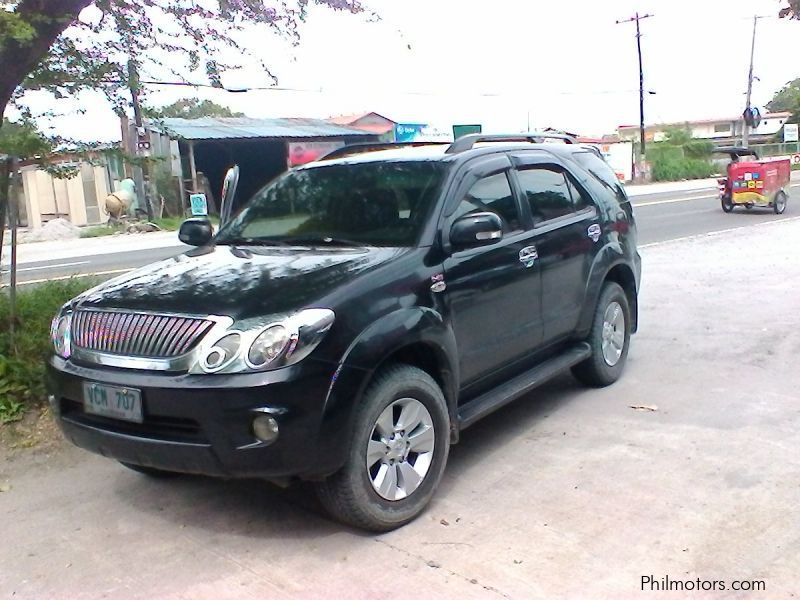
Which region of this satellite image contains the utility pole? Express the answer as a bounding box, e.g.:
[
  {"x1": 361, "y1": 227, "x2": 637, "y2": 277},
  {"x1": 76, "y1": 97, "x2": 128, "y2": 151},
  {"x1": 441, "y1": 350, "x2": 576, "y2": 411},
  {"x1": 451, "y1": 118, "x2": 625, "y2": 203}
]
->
[
  {"x1": 742, "y1": 16, "x2": 762, "y2": 148},
  {"x1": 616, "y1": 12, "x2": 653, "y2": 181},
  {"x1": 127, "y1": 59, "x2": 155, "y2": 221}
]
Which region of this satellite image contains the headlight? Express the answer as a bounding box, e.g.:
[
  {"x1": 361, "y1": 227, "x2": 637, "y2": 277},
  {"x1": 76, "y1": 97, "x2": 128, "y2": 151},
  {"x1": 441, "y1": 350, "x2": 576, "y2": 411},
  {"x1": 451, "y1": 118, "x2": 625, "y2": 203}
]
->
[
  {"x1": 246, "y1": 325, "x2": 289, "y2": 369},
  {"x1": 51, "y1": 312, "x2": 72, "y2": 359},
  {"x1": 190, "y1": 309, "x2": 334, "y2": 374}
]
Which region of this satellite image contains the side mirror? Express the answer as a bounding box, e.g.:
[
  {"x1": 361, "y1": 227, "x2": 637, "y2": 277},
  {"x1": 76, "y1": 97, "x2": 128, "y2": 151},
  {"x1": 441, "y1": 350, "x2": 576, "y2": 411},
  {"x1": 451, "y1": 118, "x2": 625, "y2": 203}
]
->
[
  {"x1": 450, "y1": 212, "x2": 504, "y2": 250},
  {"x1": 219, "y1": 165, "x2": 240, "y2": 226},
  {"x1": 179, "y1": 218, "x2": 213, "y2": 247}
]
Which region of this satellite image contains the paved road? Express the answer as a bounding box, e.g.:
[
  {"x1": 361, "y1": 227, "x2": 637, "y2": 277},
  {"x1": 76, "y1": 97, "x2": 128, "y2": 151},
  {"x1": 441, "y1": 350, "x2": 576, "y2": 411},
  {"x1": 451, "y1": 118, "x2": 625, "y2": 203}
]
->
[{"x1": 6, "y1": 181, "x2": 800, "y2": 285}]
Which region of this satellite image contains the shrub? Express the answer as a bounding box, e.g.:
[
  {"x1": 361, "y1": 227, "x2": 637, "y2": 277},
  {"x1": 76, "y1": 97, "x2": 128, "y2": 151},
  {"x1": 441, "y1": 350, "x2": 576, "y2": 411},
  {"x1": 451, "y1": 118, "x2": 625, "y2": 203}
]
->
[{"x1": 0, "y1": 279, "x2": 96, "y2": 422}]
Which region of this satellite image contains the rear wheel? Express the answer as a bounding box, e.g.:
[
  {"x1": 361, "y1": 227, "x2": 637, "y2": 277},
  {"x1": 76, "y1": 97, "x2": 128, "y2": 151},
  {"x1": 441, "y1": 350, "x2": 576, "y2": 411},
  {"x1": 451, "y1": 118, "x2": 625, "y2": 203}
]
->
[
  {"x1": 572, "y1": 282, "x2": 631, "y2": 387},
  {"x1": 314, "y1": 364, "x2": 450, "y2": 532},
  {"x1": 774, "y1": 191, "x2": 788, "y2": 215},
  {"x1": 721, "y1": 194, "x2": 734, "y2": 213}
]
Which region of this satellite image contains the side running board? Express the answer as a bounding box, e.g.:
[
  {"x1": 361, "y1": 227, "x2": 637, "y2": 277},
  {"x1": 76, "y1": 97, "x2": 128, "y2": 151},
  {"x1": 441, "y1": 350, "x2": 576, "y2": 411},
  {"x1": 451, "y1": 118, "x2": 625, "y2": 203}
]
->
[{"x1": 457, "y1": 342, "x2": 592, "y2": 430}]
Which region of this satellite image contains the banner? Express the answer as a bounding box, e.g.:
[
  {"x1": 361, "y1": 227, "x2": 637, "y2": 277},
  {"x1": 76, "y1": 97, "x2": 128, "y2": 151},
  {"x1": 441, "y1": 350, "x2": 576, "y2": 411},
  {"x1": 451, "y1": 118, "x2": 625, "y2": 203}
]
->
[
  {"x1": 287, "y1": 141, "x2": 345, "y2": 167},
  {"x1": 394, "y1": 124, "x2": 453, "y2": 143}
]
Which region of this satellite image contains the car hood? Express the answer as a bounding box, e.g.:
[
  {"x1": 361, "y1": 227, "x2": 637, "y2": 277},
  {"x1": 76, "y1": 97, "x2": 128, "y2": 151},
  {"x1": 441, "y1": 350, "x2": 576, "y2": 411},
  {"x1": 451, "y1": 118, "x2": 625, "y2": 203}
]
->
[{"x1": 75, "y1": 244, "x2": 409, "y2": 320}]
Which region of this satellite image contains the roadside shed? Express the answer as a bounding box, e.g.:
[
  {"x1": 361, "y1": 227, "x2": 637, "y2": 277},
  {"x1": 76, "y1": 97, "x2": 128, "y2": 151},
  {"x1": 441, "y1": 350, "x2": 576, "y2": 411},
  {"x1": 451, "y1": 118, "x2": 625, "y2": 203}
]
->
[{"x1": 157, "y1": 117, "x2": 377, "y2": 212}]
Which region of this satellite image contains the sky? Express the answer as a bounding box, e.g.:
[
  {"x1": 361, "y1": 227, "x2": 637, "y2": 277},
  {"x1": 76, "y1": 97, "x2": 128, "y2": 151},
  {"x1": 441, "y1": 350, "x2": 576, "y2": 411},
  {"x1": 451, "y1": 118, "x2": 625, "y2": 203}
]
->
[{"x1": 25, "y1": 0, "x2": 800, "y2": 142}]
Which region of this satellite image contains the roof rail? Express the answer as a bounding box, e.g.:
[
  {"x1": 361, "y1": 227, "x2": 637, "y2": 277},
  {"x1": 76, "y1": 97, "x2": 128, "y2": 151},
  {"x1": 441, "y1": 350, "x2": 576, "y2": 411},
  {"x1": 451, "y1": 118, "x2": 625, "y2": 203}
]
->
[
  {"x1": 320, "y1": 141, "x2": 448, "y2": 161},
  {"x1": 445, "y1": 132, "x2": 576, "y2": 154}
]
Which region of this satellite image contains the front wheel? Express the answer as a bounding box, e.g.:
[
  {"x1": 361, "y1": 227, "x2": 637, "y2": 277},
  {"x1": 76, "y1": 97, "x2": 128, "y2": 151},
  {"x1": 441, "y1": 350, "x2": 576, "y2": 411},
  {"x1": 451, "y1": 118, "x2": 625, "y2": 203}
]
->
[
  {"x1": 572, "y1": 282, "x2": 631, "y2": 387},
  {"x1": 774, "y1": 191, "x2": 788, "y2": 215},
  {"x1": 314, "y1": 364, "x2": 450, "y2": 532},
  {"x1": 721, "y1": 194, "x2": 734, "y2": 213}
]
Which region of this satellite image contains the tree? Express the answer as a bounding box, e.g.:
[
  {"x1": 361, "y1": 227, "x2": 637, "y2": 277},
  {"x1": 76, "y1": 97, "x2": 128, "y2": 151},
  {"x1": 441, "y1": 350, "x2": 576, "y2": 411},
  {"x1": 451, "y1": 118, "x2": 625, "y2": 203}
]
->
[
  {"x1": 779, "y1": 0, "x2": 800, "y2": 18},
  {"x1": 0, "y1": 0, "x2": 364, "y2": 125},
  {"x1": 145, "y1": 98, "x2": 245, "y2": 120},
  {"x1": 766, "y1": 78, "x2": 800, "y2": 125}
]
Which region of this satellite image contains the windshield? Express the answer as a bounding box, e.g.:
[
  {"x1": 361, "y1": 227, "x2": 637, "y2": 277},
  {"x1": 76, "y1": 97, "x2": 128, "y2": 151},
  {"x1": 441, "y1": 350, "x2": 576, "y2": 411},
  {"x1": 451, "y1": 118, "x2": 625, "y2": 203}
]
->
[{"x1": 216, "y1": 161, "x2": 449, "y2": 247}]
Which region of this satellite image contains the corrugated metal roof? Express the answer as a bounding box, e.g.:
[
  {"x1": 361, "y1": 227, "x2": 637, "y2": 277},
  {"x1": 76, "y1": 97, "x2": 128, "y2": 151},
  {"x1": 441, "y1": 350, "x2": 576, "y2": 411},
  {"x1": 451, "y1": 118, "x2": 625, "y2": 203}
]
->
[{"x1": 156, "y1": 117, "x2": 374, "y2": 141}]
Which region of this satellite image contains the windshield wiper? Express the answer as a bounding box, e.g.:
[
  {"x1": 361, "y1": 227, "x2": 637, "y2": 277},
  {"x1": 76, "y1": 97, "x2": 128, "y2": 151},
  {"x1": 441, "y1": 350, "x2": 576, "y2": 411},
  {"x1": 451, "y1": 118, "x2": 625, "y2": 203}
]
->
[
  {"x1": 281, "y1": 236, "x2": 363, "y2": 247},
  {"x1": 216, "y1": 237, "x2": 290, "y2": 247}
]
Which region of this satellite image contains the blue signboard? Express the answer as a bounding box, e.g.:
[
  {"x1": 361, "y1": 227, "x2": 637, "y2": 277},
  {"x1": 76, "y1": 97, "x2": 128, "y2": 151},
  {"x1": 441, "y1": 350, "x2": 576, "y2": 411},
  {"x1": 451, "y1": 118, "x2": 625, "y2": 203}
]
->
[{"x1": 190, "y1": 193, "x2": 208, "y2": 216}]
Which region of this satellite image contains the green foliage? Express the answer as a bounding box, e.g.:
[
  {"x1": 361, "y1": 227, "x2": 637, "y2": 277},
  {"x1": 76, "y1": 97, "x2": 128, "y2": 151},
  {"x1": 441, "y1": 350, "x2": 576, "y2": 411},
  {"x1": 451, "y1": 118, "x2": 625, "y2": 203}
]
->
[
  {"x1": 153, "y1": 167, "x2": 182, "y2": 217},
  {"x1": 0, "y1": 279, "x2": 96, "y2": 421},
  {"x1": 662, "y1": 126, "x2": 693, "y2": 146},
  {"x1": 0, "y1": 118, "x2": 51, "y2": 157},
  {"x1": 649, "y1": 131, "x2": 715, "y2": 182},
  {"x1": 145, "y1": 98, "x2": 245, "y2": 120},
  {"x1": 80, "y1": 224, "x2": 123, "y2": 238},
  {"x1": 767, "y1": 78, "x2": 800, "y2": 125}
]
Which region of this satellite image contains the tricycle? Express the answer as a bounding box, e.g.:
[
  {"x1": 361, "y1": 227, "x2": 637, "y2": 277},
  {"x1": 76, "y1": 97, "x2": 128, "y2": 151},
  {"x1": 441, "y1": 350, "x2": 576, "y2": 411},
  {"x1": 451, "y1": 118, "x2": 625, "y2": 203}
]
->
[{"x1": 716, "y1": 147, "x2": 790, "y2": 214}]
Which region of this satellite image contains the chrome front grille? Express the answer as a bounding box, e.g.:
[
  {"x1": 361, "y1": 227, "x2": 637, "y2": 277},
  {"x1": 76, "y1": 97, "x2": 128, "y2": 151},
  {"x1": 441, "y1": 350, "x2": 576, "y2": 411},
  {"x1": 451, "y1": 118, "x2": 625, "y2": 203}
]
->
[{"x1": 71, "y1": 310, "x2": 214, "y2": 358}]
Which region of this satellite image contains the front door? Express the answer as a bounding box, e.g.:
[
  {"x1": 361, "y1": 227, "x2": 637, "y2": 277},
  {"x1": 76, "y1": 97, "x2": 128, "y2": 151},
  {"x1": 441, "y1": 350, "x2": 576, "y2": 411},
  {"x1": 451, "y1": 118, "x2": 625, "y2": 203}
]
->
[{"x1": 442, "y1": 162, "x2": 543, "y2": 386}]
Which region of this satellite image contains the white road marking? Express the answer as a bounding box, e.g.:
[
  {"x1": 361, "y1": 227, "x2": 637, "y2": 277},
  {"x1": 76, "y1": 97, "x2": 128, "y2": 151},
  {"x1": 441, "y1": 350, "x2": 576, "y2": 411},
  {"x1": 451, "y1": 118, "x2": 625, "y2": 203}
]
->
[
  {"x1": 5, "y1": 268, "x2": 133, "y2": 287},
  {"x1": 634, "y1": 194, "x2": 716, "y2": 207},
  {"x1": 633, "y1": 182, "x2": 800, "y2": 208},
  {"x1": 13, "y1": 260, "x2": 90, "y2": 273}
]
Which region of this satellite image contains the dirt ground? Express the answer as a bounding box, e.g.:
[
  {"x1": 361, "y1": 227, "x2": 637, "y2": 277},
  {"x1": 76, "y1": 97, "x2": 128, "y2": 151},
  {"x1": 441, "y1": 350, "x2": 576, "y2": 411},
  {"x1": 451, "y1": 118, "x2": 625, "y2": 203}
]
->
[{"x1": 2, "y1": 217, "x2": 800, "y2": 599}]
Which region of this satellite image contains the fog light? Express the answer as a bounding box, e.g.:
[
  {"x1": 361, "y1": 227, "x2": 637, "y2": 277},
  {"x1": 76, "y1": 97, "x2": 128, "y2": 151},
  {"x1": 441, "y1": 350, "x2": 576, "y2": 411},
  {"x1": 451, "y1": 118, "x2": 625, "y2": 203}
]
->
[{"x1": 252, "y1": 415, "x2": 279, "y2": 444}]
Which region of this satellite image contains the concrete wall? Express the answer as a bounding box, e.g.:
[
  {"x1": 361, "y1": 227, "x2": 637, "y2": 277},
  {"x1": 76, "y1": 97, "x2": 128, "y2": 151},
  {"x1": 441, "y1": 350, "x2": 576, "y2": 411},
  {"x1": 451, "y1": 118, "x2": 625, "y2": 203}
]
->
[{"x1": 19, "y1": 161, "x2": 113, "y2": 229}]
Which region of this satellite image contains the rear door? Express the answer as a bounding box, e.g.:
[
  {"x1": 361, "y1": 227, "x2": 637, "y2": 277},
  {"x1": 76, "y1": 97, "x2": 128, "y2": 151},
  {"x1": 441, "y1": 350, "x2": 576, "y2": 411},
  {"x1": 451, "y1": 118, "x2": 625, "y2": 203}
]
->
[
  {"x1": 441, "y1": 155, "x2": 544, "y2": 386},
  {"x1": 511, "y1": 154, "x2": 602, "y2": 344}
]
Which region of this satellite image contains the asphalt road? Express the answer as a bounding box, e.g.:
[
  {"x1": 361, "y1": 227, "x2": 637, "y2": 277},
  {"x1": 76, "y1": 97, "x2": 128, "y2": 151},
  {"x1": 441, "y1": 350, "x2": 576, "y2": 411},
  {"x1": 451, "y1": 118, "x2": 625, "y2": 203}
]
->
[{"x1": 8, "y1": 181, "x2": 800, "y2": 285}]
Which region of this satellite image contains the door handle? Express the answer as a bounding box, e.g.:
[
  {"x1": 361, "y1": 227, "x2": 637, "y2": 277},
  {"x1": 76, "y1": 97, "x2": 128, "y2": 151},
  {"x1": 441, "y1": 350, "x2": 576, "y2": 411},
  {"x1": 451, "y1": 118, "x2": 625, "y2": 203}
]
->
[{"x1": 519, "y1": 246, "x2": 538, "y2": 267}]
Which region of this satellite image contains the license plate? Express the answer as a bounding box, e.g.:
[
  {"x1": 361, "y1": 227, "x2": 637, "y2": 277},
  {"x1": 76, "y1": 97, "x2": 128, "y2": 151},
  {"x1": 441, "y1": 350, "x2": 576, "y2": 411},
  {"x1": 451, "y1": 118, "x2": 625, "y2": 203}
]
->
[{"x1": 83, "y1": 382, "x2": 143, "y2": 423}]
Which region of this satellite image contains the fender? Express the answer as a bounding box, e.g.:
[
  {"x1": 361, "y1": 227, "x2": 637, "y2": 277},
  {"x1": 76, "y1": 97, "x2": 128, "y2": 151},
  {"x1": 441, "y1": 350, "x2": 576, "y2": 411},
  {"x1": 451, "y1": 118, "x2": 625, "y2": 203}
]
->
[
  {"x1": 312, "y1": 307, "x2": 460, "y2": 473},
  {"x1": 576, "y1": 242, "x2": 639, "y2": 337}
]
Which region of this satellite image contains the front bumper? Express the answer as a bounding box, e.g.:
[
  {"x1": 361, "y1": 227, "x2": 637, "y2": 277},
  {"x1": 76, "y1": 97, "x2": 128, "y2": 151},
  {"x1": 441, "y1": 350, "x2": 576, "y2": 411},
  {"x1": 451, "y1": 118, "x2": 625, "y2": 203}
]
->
[{"x1": 46, "y1": 356, "x2": 352, "y2": 480}]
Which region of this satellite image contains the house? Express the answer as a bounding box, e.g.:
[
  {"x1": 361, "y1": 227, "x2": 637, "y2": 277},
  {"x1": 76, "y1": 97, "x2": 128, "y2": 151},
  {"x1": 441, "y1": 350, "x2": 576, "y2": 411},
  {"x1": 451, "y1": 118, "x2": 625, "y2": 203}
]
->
[
  {"x1": 327, "y1": 112, "x2": 397, "y2": 141},
  {"x1": 618, "y1": 112, "x2": 793, "y2": 145}
]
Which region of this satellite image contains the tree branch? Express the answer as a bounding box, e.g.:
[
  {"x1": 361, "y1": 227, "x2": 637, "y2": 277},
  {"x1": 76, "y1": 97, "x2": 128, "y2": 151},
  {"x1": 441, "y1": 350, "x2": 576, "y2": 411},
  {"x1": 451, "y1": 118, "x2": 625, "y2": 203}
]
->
[{"x1": 0, "y1": 0, "x2": 93, "y2": 122}]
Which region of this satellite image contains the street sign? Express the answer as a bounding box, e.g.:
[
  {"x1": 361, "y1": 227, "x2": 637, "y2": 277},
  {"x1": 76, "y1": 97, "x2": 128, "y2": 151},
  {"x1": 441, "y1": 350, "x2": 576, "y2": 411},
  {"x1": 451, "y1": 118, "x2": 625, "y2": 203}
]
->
[
  {"x1": 190, "y1": 193, "x2": 208, "y2": 216},
  {"x1": 784, "y1": 123, "x2": 799, "y2": 143},
  {"x1": 791, "y1": 154, "x2": 800, "y2": 166}
]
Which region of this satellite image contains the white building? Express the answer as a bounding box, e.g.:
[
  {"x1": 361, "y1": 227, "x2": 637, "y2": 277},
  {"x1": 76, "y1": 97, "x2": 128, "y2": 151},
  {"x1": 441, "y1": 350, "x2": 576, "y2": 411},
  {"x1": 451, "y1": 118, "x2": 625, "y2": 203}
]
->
[{"x1": 618, "y1": 112, "x2": 793, "y2": 145}]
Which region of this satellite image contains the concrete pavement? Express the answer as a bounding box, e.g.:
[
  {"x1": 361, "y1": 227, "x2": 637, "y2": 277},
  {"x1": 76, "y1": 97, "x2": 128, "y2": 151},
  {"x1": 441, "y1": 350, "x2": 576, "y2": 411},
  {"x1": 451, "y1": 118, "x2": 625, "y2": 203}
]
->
[{"x1": 2, "y1": 217, "x2": 799, "y2": 598}]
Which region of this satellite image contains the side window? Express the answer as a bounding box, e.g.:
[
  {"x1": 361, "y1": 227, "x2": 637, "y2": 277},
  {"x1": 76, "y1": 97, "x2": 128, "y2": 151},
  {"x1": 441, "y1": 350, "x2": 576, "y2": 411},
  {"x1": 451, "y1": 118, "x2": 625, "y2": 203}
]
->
[
  {"x1": 517, "y1": 167, "x2": 573, "y2": 224},
  {"x1": 453, "y1": 172, "x2": 521, "y2": 232},
  {"x1": 572, "y1": 151, "x2": 628, "y2": 204},
  {"x1": 566, "y1": 176, "x2": 592, "y2": 212}
]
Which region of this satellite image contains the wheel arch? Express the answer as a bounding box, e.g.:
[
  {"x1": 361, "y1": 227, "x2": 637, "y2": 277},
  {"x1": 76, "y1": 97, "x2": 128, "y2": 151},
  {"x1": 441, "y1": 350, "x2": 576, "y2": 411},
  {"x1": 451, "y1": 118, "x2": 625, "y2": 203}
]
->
[{"x1": 577, "y1": 253, "x2": 639, "y2": 337}]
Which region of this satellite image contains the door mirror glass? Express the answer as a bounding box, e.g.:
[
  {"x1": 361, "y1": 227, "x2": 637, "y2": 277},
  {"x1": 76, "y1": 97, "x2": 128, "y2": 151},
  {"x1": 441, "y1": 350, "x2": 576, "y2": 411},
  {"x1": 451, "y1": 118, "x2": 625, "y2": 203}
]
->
[
  {"x1": 450, "y1": 212, "x2": 504, "y2": 250},
  {"x1": 219, "y1": 165, "x2": 240, "y2": 226},
  {"x1": 178, "y1": 218, "x2": 213, "y2": 247}
]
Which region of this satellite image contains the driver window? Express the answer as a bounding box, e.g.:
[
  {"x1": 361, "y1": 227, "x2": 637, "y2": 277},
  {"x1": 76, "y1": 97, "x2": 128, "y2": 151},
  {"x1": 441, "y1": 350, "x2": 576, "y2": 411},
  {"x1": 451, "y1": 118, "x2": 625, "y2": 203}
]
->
[{"x1": 453, "y1": 172, "x2": 521, "y2": 232}]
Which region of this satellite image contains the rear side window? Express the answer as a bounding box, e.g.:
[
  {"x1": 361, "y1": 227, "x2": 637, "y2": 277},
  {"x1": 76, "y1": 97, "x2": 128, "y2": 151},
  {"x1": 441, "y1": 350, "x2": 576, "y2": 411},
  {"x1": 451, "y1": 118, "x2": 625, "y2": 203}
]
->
[
  {"x1": 517, "y1": 166, "x2": 576, "y2": 224},
  {"x1": 453, "y1": 172, "x2": 521, "y2": 232},
  {"x1": 572, "y1": 151, "x2": 628, "y2": 204}
]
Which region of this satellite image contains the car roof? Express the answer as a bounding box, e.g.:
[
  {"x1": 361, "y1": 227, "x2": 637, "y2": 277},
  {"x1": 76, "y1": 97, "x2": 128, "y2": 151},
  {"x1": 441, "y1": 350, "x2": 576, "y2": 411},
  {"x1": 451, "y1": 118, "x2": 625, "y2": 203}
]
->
[{"x1": 304, "y1": 141, "x2": 592, "y2": 169}]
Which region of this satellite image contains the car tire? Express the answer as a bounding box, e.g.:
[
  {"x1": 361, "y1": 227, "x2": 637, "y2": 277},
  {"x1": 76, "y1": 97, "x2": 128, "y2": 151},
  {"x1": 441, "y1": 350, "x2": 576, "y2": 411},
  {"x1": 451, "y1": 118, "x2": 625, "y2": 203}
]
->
[
  {"x1": 721, "y1": 195, "x2": 734, "y2": 213},
  {"x1": 119, "y1": 462, "x2": 180, "y2": 478},
  {"x1": 314, "y1": 364, "x2": 450, "y2": 532},
  {"x1": 774, "y1": 191, "x2": 787, "y2": 215},
  {"x1": 572, "y1": 282, "x2": 631, "y2": 388}
]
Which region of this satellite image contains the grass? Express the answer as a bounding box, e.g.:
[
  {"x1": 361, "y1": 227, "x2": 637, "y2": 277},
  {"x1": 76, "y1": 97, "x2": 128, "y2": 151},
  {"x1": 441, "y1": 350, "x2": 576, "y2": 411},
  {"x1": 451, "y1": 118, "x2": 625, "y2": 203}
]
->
[
  {"x1": 80, "y1": 224, "x2": 123, "y2": 238},
  {"x1": 79, "y1": 215, "x2": 219, "y2": 238},
  {"x1": 0, "y1": 279, "x2": 97, "y2": 423}
]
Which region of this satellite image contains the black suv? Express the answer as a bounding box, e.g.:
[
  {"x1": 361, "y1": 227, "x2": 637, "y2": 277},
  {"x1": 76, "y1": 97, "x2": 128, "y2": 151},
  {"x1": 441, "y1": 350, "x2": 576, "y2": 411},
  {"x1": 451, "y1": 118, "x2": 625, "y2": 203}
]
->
[{"x1": 48, "y1": 134, "x2": 641, "y2": 531}]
